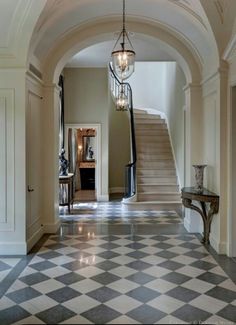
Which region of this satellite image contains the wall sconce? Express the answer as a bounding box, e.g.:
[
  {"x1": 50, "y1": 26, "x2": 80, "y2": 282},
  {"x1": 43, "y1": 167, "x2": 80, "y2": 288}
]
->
[{"x1": 78, "y1": 145, "x2": 82, "y2": 151}]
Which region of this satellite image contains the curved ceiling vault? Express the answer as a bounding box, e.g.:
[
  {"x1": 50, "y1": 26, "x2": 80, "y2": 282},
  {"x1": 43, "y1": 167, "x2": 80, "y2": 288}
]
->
[{"x1": 28, "y1": 0, "x2": 228, "y2": 81}]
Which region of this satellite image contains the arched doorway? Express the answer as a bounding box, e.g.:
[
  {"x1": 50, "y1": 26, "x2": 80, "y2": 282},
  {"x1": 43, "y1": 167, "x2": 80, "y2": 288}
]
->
[{"x1": 35, "y1": 20, "x2": 203, "y2": 236}]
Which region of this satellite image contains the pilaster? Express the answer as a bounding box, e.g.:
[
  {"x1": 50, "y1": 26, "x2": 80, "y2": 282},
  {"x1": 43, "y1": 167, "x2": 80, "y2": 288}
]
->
[{"x1": 41, "y1": 83, "x2": 61, "y2": 233}]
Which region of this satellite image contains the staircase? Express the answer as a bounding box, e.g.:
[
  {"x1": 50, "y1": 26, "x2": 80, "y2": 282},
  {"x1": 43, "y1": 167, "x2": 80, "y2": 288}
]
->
[{"x1": 134, "y1": 109, "x2": 181, "y2": 205}]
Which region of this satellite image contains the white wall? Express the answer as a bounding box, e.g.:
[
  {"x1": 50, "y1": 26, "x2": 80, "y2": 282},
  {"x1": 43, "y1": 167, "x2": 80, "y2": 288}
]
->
[
  {"x1": 0, "y1": 69, "x2": 27, "y2": 254},
  {"x1": 228, "y1": 55, "x2": 236, "y2": 257},
  {"x1": 129, "y1": 62, "x2": 167, "y2": 112},
  {"x1": 164, "y1": 62, "x2": 186, "y2": 187},
  {"x1": 26, "y1": 73, "x2": 44, "y2": 252},
  {"x1": 64, "y1": 68, "x2": 109, "y2": 200},
  {"x1": 200, "y1": 68, "x2": 228, "y2": 254}
]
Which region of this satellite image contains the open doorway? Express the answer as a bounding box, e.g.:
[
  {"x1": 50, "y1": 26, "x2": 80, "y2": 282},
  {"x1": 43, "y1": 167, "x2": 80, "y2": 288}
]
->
[
  {"x1": 65, "y1": 123, "x2": 102, "y2": 205},
  {"x1": 69, "y1": 127, "x2": 96, "y2": 202}
]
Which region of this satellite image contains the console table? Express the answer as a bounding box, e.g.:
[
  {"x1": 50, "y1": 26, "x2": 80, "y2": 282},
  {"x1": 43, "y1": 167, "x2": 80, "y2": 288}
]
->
[
  {"x1": 59, "y1": 173, "x2": 74, "y2": 213},
  {"x1": 181, "y1": 187, "x2": 219, "y2": 245}
]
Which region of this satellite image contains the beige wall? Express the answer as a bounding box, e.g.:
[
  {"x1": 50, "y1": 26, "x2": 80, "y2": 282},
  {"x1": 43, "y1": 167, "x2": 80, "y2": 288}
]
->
[
  {"x1": 64, "y1": 67, "x2": 131, "y2": 197},
  {"x1": 109, "y1": 96, "x2": 130, "y2": 191},
  {"x1": 64, "y1": 68, "x2": 109, "y2": 199}
]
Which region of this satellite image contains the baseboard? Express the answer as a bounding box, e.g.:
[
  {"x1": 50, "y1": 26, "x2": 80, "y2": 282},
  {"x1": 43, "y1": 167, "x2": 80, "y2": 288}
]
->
[
  {"x1": 109, "y1": 187, "x2": 124, "y2": 194},
  {"x1": 43, "y1": 219, "x2": 61, "y2": 233},
  {"x1": 97, "y1": 194, "x2": 109, "y2": 202},
  {"x1": 184, "y1": 209, "x2": 202, "y2": 233},
  {"x1": 0, "y1": 242, "x2": 27, "y2": 255},
  {"x1": 27, "y1": 226, "x2": 44, "y2": 253},
  {"x1": 210, "y1": 235, "x2": 227, "y2": 254}
]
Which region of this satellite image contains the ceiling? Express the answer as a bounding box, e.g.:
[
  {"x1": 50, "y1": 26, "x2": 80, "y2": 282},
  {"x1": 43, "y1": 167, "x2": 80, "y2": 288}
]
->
[
  {"x1": 1, "y1": 0, "x2": 236, "y2": 77},
  {"x1": 65, "y1": 38, "x2": 174, "y2": 68},
  {"x1": 31, "y1": 0, "x2": 214, "y2": 64}
]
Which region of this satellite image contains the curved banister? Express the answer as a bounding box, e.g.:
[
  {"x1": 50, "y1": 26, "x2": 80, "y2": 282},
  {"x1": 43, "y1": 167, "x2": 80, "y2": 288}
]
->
[{"x1": 109, "y1": 63, "x2": 137, "y2": 198}]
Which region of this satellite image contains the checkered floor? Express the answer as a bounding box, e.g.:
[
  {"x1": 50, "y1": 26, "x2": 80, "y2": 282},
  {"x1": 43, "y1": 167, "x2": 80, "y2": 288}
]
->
[
  {"x1": 60, "y1": 202, "x2": 183, "y2": 225},
  {"x1": 0, "y1": 205, "x2": 236, "y2": 324},
  {"x1": 0, "y1": 259, "x2": 21, "y2": 283}
]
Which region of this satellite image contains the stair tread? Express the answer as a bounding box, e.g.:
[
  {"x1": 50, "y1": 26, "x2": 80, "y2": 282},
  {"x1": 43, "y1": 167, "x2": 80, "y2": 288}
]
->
[
  {"x1": 137, "y1": 168, "x2": 176, "y2": 170},
  {"x1": 138, "y1": 191, "x2": 181, "y2": 194},
  {"x1": 138, "y1": 183, "x2": 178, "y2": 185},
  {"x1": 133, "y1": 201, "x2": 182, "y2": 204}
]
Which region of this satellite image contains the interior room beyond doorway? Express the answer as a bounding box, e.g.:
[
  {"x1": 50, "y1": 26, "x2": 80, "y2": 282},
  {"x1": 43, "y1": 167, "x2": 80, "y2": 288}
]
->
[{"x1": 65, "y1": 127, "x2": 97, "y2": 208}]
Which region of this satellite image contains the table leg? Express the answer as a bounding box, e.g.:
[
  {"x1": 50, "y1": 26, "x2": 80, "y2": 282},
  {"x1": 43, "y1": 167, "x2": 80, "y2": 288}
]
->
[
  {"x1": 68, "y1": 181, "x2": 71, "y2": 213},
  {"x1": 200, "y1": 202, "x2": 209, "y2": 244},
  {"x1": 182, "y1": 198, "x2": 210, "y2": 245}
]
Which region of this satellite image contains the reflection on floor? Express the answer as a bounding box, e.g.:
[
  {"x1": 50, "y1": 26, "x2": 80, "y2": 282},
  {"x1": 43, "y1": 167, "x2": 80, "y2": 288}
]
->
[
  {"x1": 73, "y1": 190, "x2": 96, "y2": 202},
  {"x1": 0, "y1": 201, "x2": 236, "y2": 324}
]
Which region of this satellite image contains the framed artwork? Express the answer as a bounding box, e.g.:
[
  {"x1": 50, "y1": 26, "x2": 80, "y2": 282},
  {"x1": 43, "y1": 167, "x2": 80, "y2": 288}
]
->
[{"x1": 82, "y1": 135, "x2": 95, "y2": 161}]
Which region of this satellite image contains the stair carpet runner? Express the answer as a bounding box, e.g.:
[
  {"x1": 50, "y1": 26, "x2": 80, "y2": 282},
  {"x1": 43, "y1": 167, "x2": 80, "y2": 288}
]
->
[{"x1": 134, "y1": 109, "x2": 181, "y2": 204}]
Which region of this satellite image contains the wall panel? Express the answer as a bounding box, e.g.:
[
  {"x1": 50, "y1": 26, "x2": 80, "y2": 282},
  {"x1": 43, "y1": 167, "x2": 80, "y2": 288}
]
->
[{"x1": 0, "y1": 90, "x2": 15, "y2": 231}]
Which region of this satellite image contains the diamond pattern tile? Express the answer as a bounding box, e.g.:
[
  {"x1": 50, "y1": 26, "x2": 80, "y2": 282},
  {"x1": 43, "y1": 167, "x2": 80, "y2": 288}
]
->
[
  {"x1": 81, "y1": 304, "x2": 121, "y2": 324},
  {"x1": 47, "y1": 286, "x2": 81, "y2": 303},
  {"x1": 127, "y1": 305, "x2": 167, "y2": 324},
  {"x1": 36, "y1": 304, "x2": 76, "y2": 324},
  {"x1": 87, "y1": 286, "x2": 121, "y2": 303},
  {"x1": 0, "y1": 203, "x2": 235, "y2": 325},
  {"x1": 126, "y1": 286, "x2": 158, "y2": 303},
  {"x1": 6, "y1": 287, "x2": 41, "y2": 303},
  {"x1": 172, "y1": 304, "x2": 212, "y2": 323},
  {"x1": 0, "y1": 305, "x2": 30, "y2": 325}
]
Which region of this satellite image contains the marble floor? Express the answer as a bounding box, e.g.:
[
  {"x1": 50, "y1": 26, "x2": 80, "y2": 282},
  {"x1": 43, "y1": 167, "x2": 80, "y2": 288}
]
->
[{"x1": 0, "y1": 201, "x2": 236, "y2": 324}]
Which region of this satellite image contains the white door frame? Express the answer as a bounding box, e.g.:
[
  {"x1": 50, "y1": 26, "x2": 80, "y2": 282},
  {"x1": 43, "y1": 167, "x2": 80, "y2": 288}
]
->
[{"x1": 65, "y1": 123, "x2": 102, "y2": 201}]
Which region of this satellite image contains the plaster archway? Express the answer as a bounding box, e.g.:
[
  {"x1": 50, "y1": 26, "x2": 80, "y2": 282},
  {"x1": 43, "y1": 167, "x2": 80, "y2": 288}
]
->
[
  {"x1": 37, "y1": 18, "x2": 203, "y2": 236},
  {"x1": 40, "y1": 19, "x2": 202, "y2": 85}
]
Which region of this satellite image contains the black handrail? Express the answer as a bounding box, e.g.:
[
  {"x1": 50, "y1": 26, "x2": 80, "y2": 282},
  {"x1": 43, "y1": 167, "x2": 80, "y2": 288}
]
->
[{"x1": 109, "y1": 63, "x2": 137, "y2": 198}]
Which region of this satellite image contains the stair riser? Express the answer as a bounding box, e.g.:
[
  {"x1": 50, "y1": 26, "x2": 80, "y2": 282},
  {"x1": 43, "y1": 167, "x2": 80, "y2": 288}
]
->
[
  {"x1": 134, "y1": 114, "x2": 162, "y2": 119},
  {"x1": 137, "y1": 170, "x2": 176, "y2": 176},
  {"x1": 136, "y1": 130, "x2": 169, "y2": 136},
  {"x1": 138, "y1": 185, "x2": 179, "y2": 192},
  {"x1": 137, "y1": 177, "x2": 178, "y2": 184},
  {"x1": 138, "y1": 154, "x2": 173, "y2": 160},
  {"x1": 135, "y1": 119, "x2": 166, "y2": 124},
  {"x1": 124, "y1": 203, "x2": 182, "y2": 209},
  {"x1": 137, "y1": 149, "x2": 172, "y2": 155},
  {"x1": 138, "y1": 193, "x2": 181, "y2": 202},
  {"x1": 137, "y1": 135, "x2": 170, "y2": 140},
  {"x1": 133, "y1": 109, "x2": 148, "y2": 114},
  {"x1": 137, "y1": 143, "x2": 171, "y2": 148},
  {"x1": 137, "y1": 162, "x2": 175, "y2": 169},
  {"x1": 136, "y1": 124, "x2": 167, "y2": 130}
]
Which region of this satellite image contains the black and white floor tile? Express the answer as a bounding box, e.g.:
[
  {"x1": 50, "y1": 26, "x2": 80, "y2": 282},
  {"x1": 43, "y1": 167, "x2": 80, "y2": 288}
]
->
[
  {"x1": 0, "y1": 203, "x2": 236, "y2": 324},
  {"x1": 0, "y1": 259, "x2": 21, "y2": 282},
  {"x1": 60, "y1": 202, "x2": 182, "y2": 225}
]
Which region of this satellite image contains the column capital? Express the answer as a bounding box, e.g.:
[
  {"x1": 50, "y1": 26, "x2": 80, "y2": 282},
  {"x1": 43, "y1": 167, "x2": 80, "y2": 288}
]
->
[
  {"x1": 183, "y1": 82, "x2": 201, "y2": 92},
  {"x1": 43, "y1": 83, "x2": 61, "y2": 94}
]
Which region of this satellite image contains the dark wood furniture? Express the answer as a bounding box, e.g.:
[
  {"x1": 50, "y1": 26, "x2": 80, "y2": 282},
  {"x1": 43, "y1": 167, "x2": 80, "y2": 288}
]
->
[
  {"x1": 181, "y1": 187, "x2": 219, "y2": 245},
  {"x1": 79, "y1": 162, "x2": 95, "y2": 190},
  {"x1": 59, "y1": 173, "x2": 74, "y2": 213}
]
